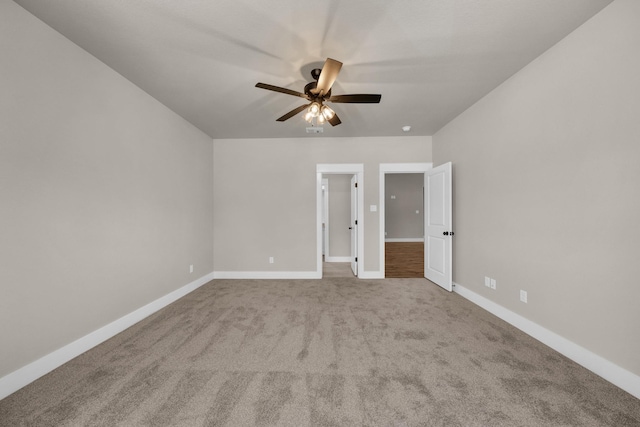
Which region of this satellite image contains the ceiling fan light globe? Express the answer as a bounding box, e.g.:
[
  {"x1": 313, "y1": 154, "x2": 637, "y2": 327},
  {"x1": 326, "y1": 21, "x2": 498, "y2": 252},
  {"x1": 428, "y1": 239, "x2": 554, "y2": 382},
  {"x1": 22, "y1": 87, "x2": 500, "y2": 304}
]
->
[
  {"x1": 304, "y1": 111, "x2": 314, "y2": 122},
  {"x1": 321, "y1": 105, "x2": 335, "y2": 120},
  {"x1": 317, "y1": 114, "x2": 326, "y2": 124},
  {"x1": 309, "y1": 102, "x2": 321, "y2": 116}
]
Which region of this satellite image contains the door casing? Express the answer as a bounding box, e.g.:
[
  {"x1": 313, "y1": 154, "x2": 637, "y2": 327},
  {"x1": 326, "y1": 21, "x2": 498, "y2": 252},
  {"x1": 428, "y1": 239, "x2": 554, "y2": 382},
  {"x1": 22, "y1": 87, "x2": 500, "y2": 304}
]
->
[{"x1": 322, "y1": 178, "x2": 329, "y2": 258}]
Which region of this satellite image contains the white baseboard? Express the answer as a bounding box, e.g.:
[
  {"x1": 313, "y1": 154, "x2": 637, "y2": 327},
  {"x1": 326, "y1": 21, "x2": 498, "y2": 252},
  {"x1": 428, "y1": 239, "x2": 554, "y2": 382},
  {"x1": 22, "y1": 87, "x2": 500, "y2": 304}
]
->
[
  {"x1": 385, "y1": 238, "x2": 424, "y2": 242},
  {"x1": 324, "y1": 256, "x2": 351, "y2": 263},
  {"x1": 213, "y1": 270, "x2": 383, "y2": 280},
  {"x1": 453, "y1": 282, "x2": 640, "y2": 400},
  {"x1": 213, "y1": 271, "x2": 321, "y2": 279},
  {"x1": 358, "y1": 271, "x2": 384, "y2": 279},
  {"x1": 0, "y1": 272, "x2": 215, "y2": 401}
]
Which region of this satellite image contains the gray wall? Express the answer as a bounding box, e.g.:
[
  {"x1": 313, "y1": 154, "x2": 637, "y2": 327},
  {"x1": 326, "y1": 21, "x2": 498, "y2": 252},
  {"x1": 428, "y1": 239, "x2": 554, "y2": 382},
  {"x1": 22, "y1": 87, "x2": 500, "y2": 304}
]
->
[
  {"x1": 0, "y1": 2, "x2": 214, "y2": 378},
  {"x1": 433, "y1": 0, "x2": 640, "y2": 376},
  {"x1": 327, "y1": 175, "x2": 351, "y2": 258},
  {"x1": 385, "y1": 174, "x2": 424, "y2": 239},
  {"x1": 213, "y1": 136, "x2": 432, "y2": 273}
]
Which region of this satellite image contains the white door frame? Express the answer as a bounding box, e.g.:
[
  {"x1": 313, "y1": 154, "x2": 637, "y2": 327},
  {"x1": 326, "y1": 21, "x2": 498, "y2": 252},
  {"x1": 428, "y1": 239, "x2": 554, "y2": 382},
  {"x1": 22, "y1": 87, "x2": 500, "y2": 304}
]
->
[
  {"x1": 322, "y1": 178, "x2": 329, "y2": 258},
  {"x1": 317, "y1": 164, "x2": 364, "y2": 278},
  {"x1": 379, "y1": 163, "x2": 433, "y2": 277}
]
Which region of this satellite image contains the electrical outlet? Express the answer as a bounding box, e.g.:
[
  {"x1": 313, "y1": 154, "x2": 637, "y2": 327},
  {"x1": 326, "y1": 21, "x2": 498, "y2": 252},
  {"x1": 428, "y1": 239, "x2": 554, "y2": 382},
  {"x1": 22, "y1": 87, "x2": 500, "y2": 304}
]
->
[
  {"x1": 189, "y1": 264, "x2": 193, "y2": 273},
  {"x1": 484, "y1": 277, "x2": 491, "y2": 288},
  {"x1": 520, "y1": 290, "x2": 528, "y2": 303},
  {"x1": 490, "y1": 279, "x2": 496, "y2": 290},
  {"x1": 269, "y1": 257, "x2": 274, "y2": 264}
]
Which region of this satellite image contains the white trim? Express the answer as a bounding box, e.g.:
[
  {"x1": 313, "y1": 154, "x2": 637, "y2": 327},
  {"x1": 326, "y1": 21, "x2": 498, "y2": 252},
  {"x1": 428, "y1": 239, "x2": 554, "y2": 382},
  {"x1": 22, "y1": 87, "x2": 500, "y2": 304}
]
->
[
  {"x1": 385, "y1": 238, "x2": 424, "y2": 242},
  {"x1": 213, "y1": 271, "x2": 321, "y2": 279},
  {"x1": 322, "y1": 178, "x2": 329, "y2": 258},
  {"x1": 0, "y1": 272, "x2": 216, "y2": 401},
  {"x1": 325, "y1": 256, "x2": 352, "y2": 263},
  {"x1": 317, "y1": 171, "x2": 323, "y2": 276},
  {"x1": 317, "y1": 164, "x2": 364, "y2": 279},
  {"x1": 316, "y1": 163, "x2": 364, "y2": 173},
  {"x1": 379, "y1": 163, "x2": 432, "y2": 277},
  {"x1": 358, "y1": 271, "x2": 384, "y2": 279},
  {"x1": 453, "y1": 282, "x2": 640, "y2": 400}
]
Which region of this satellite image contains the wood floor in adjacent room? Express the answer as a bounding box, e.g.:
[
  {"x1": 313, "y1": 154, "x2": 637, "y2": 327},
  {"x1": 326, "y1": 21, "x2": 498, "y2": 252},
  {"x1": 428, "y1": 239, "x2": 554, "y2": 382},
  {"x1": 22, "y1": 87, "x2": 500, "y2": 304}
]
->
[{"x1": 385, "y1": 241, "x2": 424, "y2": 278}]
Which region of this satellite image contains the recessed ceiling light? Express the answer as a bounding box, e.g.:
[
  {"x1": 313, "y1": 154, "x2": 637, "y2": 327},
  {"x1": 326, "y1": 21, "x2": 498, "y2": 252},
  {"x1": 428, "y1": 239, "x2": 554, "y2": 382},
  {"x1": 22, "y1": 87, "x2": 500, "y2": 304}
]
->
[{"x1": 402, "y1": 125, "x2": 411, "y2": 132}]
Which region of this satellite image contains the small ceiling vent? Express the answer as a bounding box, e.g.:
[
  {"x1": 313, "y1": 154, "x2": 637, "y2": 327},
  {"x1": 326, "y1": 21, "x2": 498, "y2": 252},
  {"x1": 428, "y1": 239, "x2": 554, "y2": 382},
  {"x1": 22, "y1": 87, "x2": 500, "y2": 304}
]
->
[{"x1": 306, "y1": 126, "x2": 323, "y2": 134}]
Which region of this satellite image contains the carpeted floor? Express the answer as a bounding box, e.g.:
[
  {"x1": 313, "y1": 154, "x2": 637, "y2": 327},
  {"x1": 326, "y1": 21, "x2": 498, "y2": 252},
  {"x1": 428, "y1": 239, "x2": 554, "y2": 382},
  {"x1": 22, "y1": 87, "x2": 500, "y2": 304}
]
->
[{"x1": 1, "y1": 267, "x2": 639, "y2": 426}]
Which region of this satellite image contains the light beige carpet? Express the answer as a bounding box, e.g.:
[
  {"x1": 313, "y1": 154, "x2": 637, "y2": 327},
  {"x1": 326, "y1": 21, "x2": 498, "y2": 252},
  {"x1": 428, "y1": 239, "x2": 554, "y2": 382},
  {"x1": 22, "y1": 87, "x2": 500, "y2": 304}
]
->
[
  {"x1": 322, "y1": 262, "x2": 354, "y2": 278},
  {"x1": 1, "y1": 275, "x2": 638, "y2": 426}
]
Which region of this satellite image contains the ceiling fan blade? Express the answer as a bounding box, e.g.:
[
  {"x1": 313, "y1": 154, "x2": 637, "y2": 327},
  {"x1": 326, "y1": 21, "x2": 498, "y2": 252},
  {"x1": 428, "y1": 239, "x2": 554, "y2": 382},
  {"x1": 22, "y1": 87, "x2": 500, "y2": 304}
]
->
[
  {"x1": 276, "y1": 103, "x2": 310, "y2": 122},
  {"x1": 328, "y1": 113, "x2": 342, "y2": 126},
  {"x1": 312, "y1": 58, "x2": 343, "y2": 95},
  {"x1": 255, "y1": 83, "x2": 308, "y2": 99},
  {"x1": 328, "y1": 94, "x2": 382, "y2": 103}
]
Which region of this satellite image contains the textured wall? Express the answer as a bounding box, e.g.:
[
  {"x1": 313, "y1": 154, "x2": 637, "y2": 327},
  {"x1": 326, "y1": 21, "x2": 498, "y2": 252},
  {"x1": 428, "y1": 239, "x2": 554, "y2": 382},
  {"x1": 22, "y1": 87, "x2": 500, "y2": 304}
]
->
[
  {"x1": 213, "y1": 136, "x2": 431, "y2": 273},
  {"x1": 433, "y1": 0, "x2": 640, "y2": 375},
  {"x1": 385, "y1": 174, "x2": 424, "y2": 239},
  {"x1": 0, "y1": 2, "x2": 214, "y2": 378}
]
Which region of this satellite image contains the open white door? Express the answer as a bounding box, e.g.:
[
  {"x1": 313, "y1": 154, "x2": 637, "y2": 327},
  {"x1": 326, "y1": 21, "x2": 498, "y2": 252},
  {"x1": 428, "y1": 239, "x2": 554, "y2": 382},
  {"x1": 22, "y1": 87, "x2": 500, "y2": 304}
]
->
[
  {"x1": 424, "y1": 162, "x2": 452, "y2": 291},
  {"x1": 350, "y1": 174, "x2": 358, "y2": 276}
]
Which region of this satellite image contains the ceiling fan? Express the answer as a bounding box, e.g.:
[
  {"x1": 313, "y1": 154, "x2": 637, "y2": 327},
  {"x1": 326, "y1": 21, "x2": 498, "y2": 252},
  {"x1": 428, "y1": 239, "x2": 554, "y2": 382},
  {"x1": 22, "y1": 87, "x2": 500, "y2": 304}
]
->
[{"x1": 255, "y1": 58, "x2": 381, "y2": 126}]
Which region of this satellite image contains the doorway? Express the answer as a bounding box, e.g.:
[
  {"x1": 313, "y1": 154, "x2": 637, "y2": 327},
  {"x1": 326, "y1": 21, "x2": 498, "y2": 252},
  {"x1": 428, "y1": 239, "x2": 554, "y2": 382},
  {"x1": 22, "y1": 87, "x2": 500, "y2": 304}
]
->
[
  {"x1": 322, "y1": 174, "x2": 353, "y2": 263},
  {"x1": 379, "y1": 162, "x2": 453, "y2": 290},
  {"x1": 384, "y1": 173, "x2": 425, "y2": 277},
  {"x1": 379, "y1": 163, "x2": 433, "y2": 277},
  {"x1": 316, "y1": 164, "x2": 364, "y2": 278}
]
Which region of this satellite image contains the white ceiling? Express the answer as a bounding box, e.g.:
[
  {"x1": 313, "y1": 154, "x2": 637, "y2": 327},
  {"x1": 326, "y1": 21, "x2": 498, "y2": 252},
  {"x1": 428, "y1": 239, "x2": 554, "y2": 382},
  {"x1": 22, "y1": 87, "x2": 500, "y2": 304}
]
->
[{"x1": 14, "y1": 0, "x2": 612, "y2": 139}]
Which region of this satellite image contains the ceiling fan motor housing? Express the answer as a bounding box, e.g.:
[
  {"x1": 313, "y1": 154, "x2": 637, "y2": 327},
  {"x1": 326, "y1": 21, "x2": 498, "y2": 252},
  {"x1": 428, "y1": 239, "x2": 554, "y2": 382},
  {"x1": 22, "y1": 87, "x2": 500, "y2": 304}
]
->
[{"x1": 304, "y1": 81, "x2": 331, "y2": 99}]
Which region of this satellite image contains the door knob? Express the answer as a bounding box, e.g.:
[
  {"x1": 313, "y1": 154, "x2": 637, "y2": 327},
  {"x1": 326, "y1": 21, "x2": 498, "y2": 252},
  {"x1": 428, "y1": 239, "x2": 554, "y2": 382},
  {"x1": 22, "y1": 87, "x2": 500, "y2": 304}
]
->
[{"x1": 443, "y1": 231, "x2": 449, "y2": 236}]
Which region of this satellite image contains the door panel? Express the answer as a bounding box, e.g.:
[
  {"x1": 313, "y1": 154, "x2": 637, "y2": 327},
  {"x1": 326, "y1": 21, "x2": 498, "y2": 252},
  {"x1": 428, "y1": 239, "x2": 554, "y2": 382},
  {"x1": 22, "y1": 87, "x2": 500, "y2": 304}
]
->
[
  {"x1": 426, "y1": 235, "x2": 445, "y2": 275},
  {"x1": 425, "y1": 162, "x2": 452, "y2": 291}
]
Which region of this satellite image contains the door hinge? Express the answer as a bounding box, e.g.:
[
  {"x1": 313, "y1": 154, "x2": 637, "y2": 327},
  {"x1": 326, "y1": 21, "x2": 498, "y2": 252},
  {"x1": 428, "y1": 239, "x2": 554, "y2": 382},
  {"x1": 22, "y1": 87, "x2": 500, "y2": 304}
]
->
[
  {"x1": 355, "y1": 257, "x2": 358, "y2": 262},
  {"x1": 354, "y1": 182, "x2": 358, "y2": 188},
  {"x1": 355, "y1": 220, "x2": 358, "y2": 225}
]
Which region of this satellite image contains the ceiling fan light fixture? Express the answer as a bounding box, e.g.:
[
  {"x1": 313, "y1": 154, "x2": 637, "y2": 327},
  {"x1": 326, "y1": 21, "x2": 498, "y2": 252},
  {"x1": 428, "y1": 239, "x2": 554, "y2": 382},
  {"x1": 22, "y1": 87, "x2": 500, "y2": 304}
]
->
[
  {"x1": 309, "y1": 102, "x2": 321, "y2": 116},
  {"x1": 321, "y1": 105, "x2": 335, "y2": 120},
  {"x1": 304, "y1": 111, "x2": 314, "y2": 123},
  {"x1": 317, "y1": 114, "x2": 326, "y2": 124}
]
